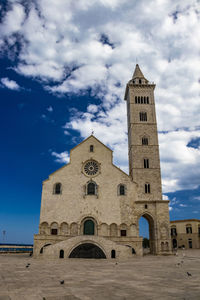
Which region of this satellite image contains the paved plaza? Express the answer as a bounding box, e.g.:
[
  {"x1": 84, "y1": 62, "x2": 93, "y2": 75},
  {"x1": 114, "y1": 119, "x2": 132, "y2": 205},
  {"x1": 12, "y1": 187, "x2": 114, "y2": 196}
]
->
[{"x1": 0, "y1": 250, "x2": 200, "y2": 300}]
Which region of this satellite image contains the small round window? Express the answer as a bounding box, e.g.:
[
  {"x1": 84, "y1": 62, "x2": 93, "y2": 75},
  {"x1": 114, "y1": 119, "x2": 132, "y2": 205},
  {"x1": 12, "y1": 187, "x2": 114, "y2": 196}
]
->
[{"x1": 83, "y1": 160, "x2": 99, "y2": 176}]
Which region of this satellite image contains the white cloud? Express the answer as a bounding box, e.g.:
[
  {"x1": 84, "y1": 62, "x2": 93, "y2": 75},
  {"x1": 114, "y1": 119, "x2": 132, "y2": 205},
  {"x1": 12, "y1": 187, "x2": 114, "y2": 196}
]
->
[
  {"x1": 193, "y1": 196, "x2": 200, "y2": 201},
  {"x1": 64, "y1": 130, "x2": 71, "y2": 136},
  {"x1": 163, "y1": 195, "x2": 169, "y2": 200},
  {"x1": 51, "y1": 151, "x2": 70, "y2": 164},
  {"x1": 179, "y1": 204, "x2": 188, "y2": 207},
  {"x1": 47, "y1": 106, "x2": 53, "y2": 112},
  {"x1": 0, "y1": 3, "x2": 25, "y2": 37},
  {"x1": 1, "y1": 77, "x2": 20, "y2": 90},
  {"x1": 87, "y1": 104, "x2": 98, "y2": 113},
  {"x1": 159, "y1": 130, "x2": 200, "y2": 192},
  {"x1": 0, "y1": 0, "x2": 200, "y2": 193}
]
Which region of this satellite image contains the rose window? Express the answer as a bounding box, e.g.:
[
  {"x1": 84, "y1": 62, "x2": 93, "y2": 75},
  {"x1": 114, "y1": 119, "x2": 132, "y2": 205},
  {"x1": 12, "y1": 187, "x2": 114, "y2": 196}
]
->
[{"x1": 84, "y1": 160, "x2": 99, "y2": 176}]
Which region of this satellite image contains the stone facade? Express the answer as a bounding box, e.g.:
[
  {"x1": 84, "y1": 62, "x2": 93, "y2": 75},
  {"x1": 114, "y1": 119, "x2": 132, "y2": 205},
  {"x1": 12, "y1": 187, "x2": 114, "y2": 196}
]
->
[
  {"x1": 170, "y1": 219, "x2": 200, "y2": 250},
  {"x1": 34, "y1": 64, "x2": 172, "y2": 259}
]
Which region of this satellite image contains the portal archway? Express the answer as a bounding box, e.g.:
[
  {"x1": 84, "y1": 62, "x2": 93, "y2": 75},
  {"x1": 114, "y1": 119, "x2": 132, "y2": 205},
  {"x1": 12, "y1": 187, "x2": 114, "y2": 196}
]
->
[
  {"x1": 69, "y1": 243, "x2": 106, "y2": 258},
  {"x1": 139, "y1": 213, "x2": 155, "y2": 254}
]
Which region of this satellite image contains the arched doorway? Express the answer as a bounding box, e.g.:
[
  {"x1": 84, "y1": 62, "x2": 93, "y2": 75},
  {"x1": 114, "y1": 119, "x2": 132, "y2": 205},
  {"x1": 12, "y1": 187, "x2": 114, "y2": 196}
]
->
[
  {"x1": 111, "y1": 249, "x2": 116, "y2": 258},
  {"x1": 172, "y1": 238, "x2": 177, "y2": 249},
  {"x1": 69, "y1": 243, "x2": 106, "y2": 259},
  {"x1": 59, "y1": 249, "x2": 64, "y2": 258},
  {"x1": 84, "y1": 220, "x2": 95, "y2": 235},
  {"x1": 139, "y1": 214, "x2": 155, "y2": 254}
]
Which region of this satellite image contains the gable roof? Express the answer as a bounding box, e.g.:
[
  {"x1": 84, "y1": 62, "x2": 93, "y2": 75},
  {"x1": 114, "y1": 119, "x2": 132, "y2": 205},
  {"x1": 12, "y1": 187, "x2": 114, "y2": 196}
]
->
[
  {"x1": 70, "y1": 135, "x2": 113, "y2": 154},
  {"x1": 43, "y1": 135, "x2": 114, "y2": 181}
]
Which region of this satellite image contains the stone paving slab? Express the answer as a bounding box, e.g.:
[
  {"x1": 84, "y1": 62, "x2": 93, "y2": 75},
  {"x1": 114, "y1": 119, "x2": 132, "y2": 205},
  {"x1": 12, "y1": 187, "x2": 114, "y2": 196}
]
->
[{"x1": 0, "y1": 250, "x2": 200, "y2": 299}]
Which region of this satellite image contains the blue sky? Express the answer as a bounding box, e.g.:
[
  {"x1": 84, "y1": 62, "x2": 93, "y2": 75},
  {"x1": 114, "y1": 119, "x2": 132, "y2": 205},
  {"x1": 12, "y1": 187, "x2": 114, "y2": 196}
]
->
[{"x1": 0, "y1": 0, "x2": 200, "y2": 243}]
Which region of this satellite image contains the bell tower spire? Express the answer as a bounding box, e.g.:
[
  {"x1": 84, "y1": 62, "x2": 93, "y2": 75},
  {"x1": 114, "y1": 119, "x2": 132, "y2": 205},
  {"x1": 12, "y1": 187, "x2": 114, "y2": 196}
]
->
[
  {"x1": 124, "y1": 64, "x2": 162, "y2": 201},
  {"x1": 132, "y1": 64, "x2": 146, "y2": 80}
]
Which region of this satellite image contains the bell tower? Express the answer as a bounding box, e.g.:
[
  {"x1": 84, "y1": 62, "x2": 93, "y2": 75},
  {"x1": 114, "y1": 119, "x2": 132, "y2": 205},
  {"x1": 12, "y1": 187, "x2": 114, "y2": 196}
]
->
[{"x1": 124, "y1": 64, "x2": 162, "y2": 201}]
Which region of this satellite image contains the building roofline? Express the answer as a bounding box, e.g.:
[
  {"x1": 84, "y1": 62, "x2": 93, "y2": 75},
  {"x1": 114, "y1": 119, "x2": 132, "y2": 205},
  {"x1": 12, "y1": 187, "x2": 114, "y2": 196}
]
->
[
  {"x1": 170, "y1": 219, "x2": 200, "y2": 223},
  {"x1": 70, "y1": 135, "x2": 113, "y2": 153},
  {"x1": 43, "y1": 135, "x2": 128, "y2": 182}
]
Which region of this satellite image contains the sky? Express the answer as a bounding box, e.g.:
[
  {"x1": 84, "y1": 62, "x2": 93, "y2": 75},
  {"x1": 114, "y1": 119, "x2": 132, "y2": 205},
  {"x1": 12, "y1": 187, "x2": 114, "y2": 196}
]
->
[{"x1": 0, "y1": 0, "x2": 200, "y2": 244}]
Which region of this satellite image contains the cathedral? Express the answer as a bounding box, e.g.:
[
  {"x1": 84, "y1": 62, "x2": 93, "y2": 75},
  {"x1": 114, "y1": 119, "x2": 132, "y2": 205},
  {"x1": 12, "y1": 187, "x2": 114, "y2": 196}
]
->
[{"x1": 33, "y1": 65, "x2": 172, "y2": 259}]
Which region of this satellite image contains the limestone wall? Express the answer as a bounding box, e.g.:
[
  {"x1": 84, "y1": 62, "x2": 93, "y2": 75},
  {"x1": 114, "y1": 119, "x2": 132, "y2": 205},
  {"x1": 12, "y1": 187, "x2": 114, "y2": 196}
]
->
[{"x1": 40, "y1": 136, "x2": 137, "y2": 227}]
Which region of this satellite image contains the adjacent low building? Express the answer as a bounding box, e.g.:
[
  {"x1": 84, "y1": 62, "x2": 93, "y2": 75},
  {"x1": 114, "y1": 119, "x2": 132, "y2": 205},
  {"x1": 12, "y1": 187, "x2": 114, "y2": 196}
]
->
[{"x1": 170, "y1": 219, "x2": 200, "y2": 249}]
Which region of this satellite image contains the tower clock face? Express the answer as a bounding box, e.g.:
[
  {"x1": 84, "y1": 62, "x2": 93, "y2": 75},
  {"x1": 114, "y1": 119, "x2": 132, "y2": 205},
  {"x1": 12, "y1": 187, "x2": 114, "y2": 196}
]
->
[{"x1": 83, "y1": 160, "x2": 100, "y2": 176}]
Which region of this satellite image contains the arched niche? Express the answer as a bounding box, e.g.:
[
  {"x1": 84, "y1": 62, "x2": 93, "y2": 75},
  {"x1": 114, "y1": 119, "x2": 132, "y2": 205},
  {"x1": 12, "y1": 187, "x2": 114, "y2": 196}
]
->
[
  {"x1": 110, "y1": 223, "x2": 118, "y2": 237},
  {"x1": 39, "y1": 222, "x2": 49, "y2": 235},
  {"x1": 60, "y1": 222, "x2": 69, "y2": 235},
  {"x1": 50, "y1": 222, "x2": 58, "y2": 235},
  {"x1": 100, "y1": 223, "x2": 109, "y2": 236},
  {"x1": 70, "y1": 222, "x2": 78, "y2": 235},
  {"x1": 129, "y1": 224, "x2": 137, "y2": 237}
]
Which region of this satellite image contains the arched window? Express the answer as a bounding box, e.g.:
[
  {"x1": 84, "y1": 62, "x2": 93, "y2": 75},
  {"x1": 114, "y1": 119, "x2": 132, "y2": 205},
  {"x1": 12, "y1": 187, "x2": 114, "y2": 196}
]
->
[
  {"x1": 141, "y1": 96, "x2": 143, "y2": 104},
  {"x1": 147, "y1": 96, "x2": 149, "y2": 104},
  {"x1": 59, "y1": 249, "x2": 64, "y2": 258},
  {"x1": 139, "y1": 112, "x2": 147, "y2": 121},
  {"x1": 139, "y1": 79, "x2": 142, "y2": 84},
  {"x1": 142, "y1": 137, "x2": 148, "y2": 145},
  {"x1": 144, "y1": 159, "x2": 149, "y2": 168},
  {"x1": 120, "y1": 185, "x2": 125, "y2": 195},
  {"x1": 144, "y1": 97, "x2": 146, "y2": 104},
  {"x1": 171, "y1": 226, "x2": 177, "y2": 236},
  {"x1": 135, "y1": 96, "x2": 137, "y2": 104},
  {"x1": 186, "y1": 224, "x2": 192, "y2": 234},
  {"x1": 111, "y1": 249, "x2": 116, "y2": 258},
  {"x1": 188, "y1": 239, "x2": 192, "y2": 248},
  {"x1": 90, "y1": 145, "x2": 94, "y2": 152},
  {"x1": 145, "y1": 183, "x2": 150, "y2": 193},
  {"x1": 86, "y1": 181, "x2": 97, "y2": 195},
  {"x1": 54, "y1": 183, "x2": 62, "y2": 194},
  {"x1": 138, "y1": 96, "x2": 140, "y2": 104}
]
